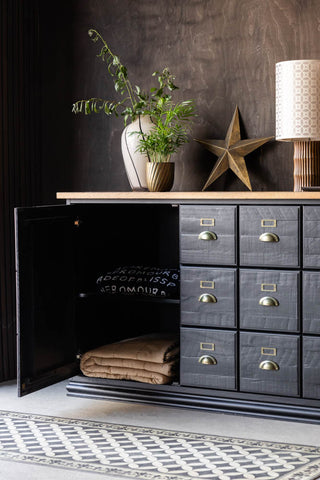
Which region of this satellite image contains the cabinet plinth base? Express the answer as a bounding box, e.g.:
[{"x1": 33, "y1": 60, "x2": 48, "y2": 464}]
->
[{"x1": 67, "y1": 377, "x2": 320, "y2": 424}]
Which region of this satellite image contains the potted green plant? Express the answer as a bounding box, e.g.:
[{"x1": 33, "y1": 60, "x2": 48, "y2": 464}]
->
[
  {"x1": 73, "y1": 29, "x2": 196, "y2": 191},
  {"x1": 133, "y1": 86, "x2": 195, "y2": 191}
]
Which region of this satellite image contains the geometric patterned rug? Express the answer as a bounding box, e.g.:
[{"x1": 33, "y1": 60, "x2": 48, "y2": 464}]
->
[{"x1": 1, "y1": 410, "x2": 320, "y2": 480}]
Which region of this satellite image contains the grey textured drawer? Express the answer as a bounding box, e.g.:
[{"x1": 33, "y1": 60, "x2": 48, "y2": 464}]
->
[
  {"x1": 303, "y1": 206, "x2": 320, "y2": 268},
  {"x1": 180, "y1": 205, "x2": 236, "y2": 265},
  {"x1": 239, "y1": 332, "x2": 300, "y2": 396},
  {"x1": 181, "y1": 267, "x2": 236, "y2": 328},
  {"x1": 239, "y1": 269, "x2": 299, "y2": 332},
  {"x1": 239, "y1": 206, "x2": 300, "y2": 267},
  {"x1": 303, "y1": 271, "x2": 320, "y2": 333},
  {"x1": 180, "y1": 328, "x2": 237, "y2": 390},
  {"x1": 303, "y1": 336, "x2": 320, "y2": 399}
]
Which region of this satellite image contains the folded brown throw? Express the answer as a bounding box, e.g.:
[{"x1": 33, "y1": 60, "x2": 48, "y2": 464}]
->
[
  {"x1": 79, "y1": 365, "x2": 174, "y2": 384},
  {"x1": 80, "y1": 333, "x2": 179, "y2": 385}
]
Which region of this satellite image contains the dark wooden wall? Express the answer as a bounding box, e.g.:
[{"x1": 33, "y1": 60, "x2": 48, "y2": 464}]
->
[{"x1": 39, "y1": 0, "x2": 320, "y2": 203}]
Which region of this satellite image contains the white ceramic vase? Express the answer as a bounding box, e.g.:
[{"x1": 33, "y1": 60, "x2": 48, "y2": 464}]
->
[{"x1": 121, "y1": 115, "x2": 155, "y2": 191}]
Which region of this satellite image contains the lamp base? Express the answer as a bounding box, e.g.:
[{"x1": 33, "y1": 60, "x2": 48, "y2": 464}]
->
[{"x1": 293, "y1": 141, "x2": 320, "y2": 191}]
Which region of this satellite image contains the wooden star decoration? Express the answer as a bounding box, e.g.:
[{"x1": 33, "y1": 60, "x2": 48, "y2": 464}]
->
[{"x1": 195, "y1": 106, "x2": 273, "y2": 191}]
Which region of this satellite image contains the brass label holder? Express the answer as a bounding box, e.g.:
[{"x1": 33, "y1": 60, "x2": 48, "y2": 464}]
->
[
  {"x1": 200, "y1": 218, "x2": 215, "y2": 226},
  {"x1": 261, "y1": 347, "x2": 277, "y2": 356},
  {"x1": 200, "y1": 280, "x2": 215, "y2": 289},
  {"x1": 261, "y1": 219, "x2": 277, "y2": 227},
  {"x1": 261, "y1": 283, "x2": 277, "y2": 292},
  {"x1": 200, "y1": 343, "x2": 215, "y2": 351}
]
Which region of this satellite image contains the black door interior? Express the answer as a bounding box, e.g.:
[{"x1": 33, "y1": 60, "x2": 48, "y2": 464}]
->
[
  {"x1": 16, "y1": 203, "x2": 180, "y2": 395},
  {"x1": 16, "y1": 205, "x2": 79, "y2": 396}
]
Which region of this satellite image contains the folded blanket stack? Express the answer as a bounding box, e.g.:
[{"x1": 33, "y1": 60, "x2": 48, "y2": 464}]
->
[{"x1": 80, "y1": 333, "x2": 179, "y2": 385}]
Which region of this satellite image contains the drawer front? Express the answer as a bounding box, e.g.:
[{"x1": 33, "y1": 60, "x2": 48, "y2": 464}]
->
[
  {"x1": 239, "y1": 206, "x2": 300, "y2": 267},
  {"x1": 181, "y1": 267, "x2": 236, "y2": 328},
  {"x1": 180, "y1": 328, "x2": 237, "y2": 390},
  {"x1": 180, "y1": 205, "x2": 236, "y2": 265},
  {"x1": 239, "y1": 332, "x2": 299, "y2": 396},
  {"x1": 303, "y1": 336, "x2": 320, "y2": 399},
  {"x1": 239, "y1": 269, "x2": 299, "y2": 332},
  {"x1": 303, "y1": 271, "x2": 320, "y2": 333},
  {"x1": 303, "y1": 206, "x2": 320, "y2": 268}
]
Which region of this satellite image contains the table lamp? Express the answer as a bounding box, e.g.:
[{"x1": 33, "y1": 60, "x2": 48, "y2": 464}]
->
[{"x1": 276, "y1": 59, "x2": 320, "y2": 191}]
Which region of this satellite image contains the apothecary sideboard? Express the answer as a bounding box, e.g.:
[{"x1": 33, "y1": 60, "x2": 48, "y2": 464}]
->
[{"x1": 15, "y1": 192, "x2": 320, "y2": 423}]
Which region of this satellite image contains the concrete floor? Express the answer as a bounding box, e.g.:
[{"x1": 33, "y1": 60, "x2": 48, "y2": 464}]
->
[{"x1": 0, "y1": 379, "x2": 320, "y2": 479}]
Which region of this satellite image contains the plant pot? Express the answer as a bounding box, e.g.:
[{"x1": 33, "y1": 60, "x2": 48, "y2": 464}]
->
[
  {"x1": 121, "y1": 115, "x2": 155, "y2": 191},
  {"x1": 146, "y1": 162, "x2": 175, "y2": 192}
]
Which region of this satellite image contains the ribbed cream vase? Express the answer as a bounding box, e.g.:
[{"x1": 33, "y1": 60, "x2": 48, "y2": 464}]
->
[{"x1": 146, "y1": 162, "x2": 175, "y2": 192}]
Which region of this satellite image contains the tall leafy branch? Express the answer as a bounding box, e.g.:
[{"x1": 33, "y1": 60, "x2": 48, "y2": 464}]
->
[
  {"x1": 72, "y1": 30, "x2": 180, "y2": 125},
  {"x1": 72, "y1": 29, "x2": 197, "y2": 161},
  {"x1": 72, "y1": 29, "x2": 139, "y2": 123}
]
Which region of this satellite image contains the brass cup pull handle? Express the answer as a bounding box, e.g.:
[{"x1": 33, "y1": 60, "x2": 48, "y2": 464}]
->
[
  {"x1": 198, "y1": 355, "x2": 217, "y2": 365},
  {"x1": 199, "y1": 293, "x2": 217, "y2": 303},
  {"x1": 198, "y1": 231, "x2": 217, "y2": 241},
  {"x1": 259, "y1": 360, "x2": 279, "y2": 371},
  {"x1": 259, "y1": 232, "x2": 279, "y2": 243},
  {"x1": 259, "y1": 296, "x2": 279, "y2": 307}
]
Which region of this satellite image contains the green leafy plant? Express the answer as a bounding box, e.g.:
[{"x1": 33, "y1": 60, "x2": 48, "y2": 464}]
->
[
  {"x1": 134, "y1": 97, "x2": 196, "y2": 162},
  {"x1": 72, "y1": 29, "x2": 196, "y2": 161}
]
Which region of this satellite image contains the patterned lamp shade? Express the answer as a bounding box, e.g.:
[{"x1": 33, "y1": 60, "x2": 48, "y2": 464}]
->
[{"x1": 276, "y1": 60, "x2": 320, "y2": 141}]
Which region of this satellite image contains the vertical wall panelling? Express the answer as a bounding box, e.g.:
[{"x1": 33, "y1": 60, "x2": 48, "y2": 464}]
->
[{"x1": 0, "y1": 0, "x2": 41, "y2": 381}]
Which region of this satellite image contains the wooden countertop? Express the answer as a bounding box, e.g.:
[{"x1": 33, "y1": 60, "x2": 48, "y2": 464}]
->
[{"x1": 56, "y1": 191, "x2": 320, "y2": 200}]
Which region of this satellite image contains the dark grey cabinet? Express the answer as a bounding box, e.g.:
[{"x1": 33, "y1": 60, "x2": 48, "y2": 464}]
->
[
  {"x1": 303, "y1": 271, "x2": 320, "y2": 334},
  {"x1": 239, "y1": 332, "x2": 300, "y2": 397},
  {"x1": 239, "y1": 206, "x2": 300, "y2": 267},
  {"x1": 303, "y1": 207, "x2": 320, "y2": 268},
  {"x1": 15, "y1": 195, "x2": 320, "y2": 423},
  {"x1": 178, "y1": 200, "x2": 320, "y2": 420},
  {"x1": 180, "y1": 327, "x2": 237, "y2": 390},
  {"x1": 181, "y1": 266, "x2": 237, "y2": 328},
  {"x1": 303, "y1": 337, "x2": 320, "y2": 399},
  {"x1": 180, "y1": 205, "x2": 237, "y2": 265},
  {"x1": 239, "y1": 269, "x2": 299, "y2": 332}
]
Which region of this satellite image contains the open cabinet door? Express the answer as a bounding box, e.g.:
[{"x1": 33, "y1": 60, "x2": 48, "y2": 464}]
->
[{"x1": 15, "y1": 205, "x2": 80, "y2": 396}]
